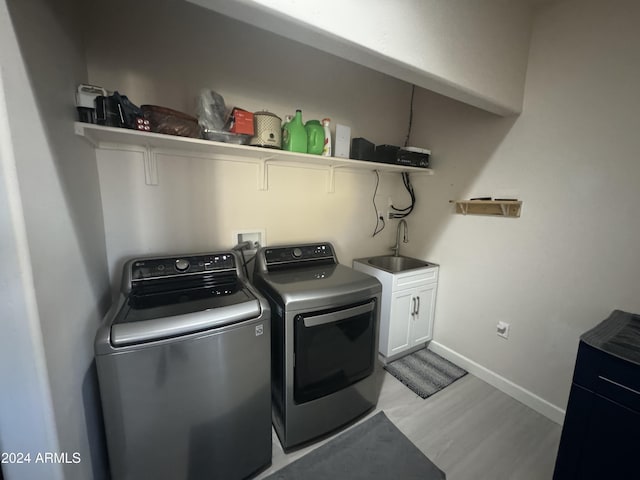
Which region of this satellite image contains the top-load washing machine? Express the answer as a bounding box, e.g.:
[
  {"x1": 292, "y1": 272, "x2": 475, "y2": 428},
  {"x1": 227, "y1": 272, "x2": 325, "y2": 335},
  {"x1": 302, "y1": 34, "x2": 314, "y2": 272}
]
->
[
  {"x1": 95, "y1": 251, "x2": 271, "y2": 480},
  {"x1": 252, "y1": 242, "x2": 382, "y2": 450}
]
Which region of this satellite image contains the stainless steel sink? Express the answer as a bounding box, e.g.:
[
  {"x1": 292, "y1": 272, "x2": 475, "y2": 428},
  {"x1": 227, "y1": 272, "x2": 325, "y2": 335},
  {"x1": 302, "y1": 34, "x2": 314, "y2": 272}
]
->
[{"x1": 365, "y1": 255, "x2": 435, "y2": 273}]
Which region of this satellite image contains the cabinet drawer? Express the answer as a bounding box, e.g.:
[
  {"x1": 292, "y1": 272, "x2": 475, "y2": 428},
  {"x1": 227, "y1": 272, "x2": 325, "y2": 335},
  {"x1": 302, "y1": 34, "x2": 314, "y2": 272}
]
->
[
  {"x1": 574, "y1": 343, "x2": 640, "y2": 394},
  {"x1": 394, "y1": 268, "x2": 438, "y2": 290},
  {"x1": 573, "y1": 342, "x2": 640, "y2": 413}
]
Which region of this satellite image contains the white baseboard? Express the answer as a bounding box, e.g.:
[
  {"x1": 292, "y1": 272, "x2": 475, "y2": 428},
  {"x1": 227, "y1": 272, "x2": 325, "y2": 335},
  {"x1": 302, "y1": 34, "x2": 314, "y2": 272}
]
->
[{"x1": 429, "y1": 341, "x2": 565, "y2": 425}]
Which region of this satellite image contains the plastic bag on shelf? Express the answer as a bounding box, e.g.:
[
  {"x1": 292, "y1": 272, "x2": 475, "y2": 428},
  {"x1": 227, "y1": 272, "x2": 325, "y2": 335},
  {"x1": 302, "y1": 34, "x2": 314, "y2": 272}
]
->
[{"x1": 196, "y1": 89, "x2": 227, "y2": 132}]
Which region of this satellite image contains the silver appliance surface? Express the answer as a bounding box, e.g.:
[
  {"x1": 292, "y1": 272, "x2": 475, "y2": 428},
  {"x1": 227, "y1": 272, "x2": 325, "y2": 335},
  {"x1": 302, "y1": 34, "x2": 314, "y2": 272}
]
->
[
  {"x1": 256, "y1": 263, "x2": 380, "y2": 311},
  {"x1": 253, "y1": 242, "x2": 382, "y2": 450},
  {"x1": 95, "y1": 251, "x2": 271, "y2": 480}
]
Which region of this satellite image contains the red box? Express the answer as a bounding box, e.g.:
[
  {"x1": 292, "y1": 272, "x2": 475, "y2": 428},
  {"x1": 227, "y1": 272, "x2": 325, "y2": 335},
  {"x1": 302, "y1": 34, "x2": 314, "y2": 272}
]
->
[{"x1": 229, "y1": 108, "x2": 254, "y2": 136}]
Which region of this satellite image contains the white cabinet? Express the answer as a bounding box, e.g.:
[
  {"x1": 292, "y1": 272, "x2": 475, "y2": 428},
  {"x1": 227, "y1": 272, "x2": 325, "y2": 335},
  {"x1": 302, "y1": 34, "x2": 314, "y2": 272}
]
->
[
  {"x1": 387, "y1": 284, "x2": 436, "y2": 354},
  {"x1": 409, "y1": 283, "x2": 437, "y2": 344},
  {"x1": 353, "y1": 259, "x2": 439, "y2": 363}
]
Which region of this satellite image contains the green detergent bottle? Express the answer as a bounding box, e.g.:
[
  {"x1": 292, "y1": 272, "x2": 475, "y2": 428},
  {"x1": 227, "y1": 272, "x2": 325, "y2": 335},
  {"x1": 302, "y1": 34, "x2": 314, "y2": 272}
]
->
[
  {"x1": 305, "y1": 120, "x2": 324, "y2": 155},
  {"x1": 282, "y1": 109, "x2": 308, "y2": 153}
]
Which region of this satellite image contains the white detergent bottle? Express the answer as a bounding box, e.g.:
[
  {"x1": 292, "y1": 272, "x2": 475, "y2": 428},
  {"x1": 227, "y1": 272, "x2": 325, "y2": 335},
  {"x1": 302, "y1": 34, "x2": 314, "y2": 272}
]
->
[{"x1": 322, "y1": 118, "x2": 332, "y2": 156}]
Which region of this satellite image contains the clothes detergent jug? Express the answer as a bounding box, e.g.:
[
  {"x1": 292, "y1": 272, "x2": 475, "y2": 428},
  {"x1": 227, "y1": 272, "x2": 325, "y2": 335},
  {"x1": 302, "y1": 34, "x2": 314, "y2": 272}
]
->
[
  {"x1": 282, "y1": 109, "x2": 307, "y2": 153},
  {"x1": 305, "y1": 120, "x2": 324, "y2": 155}
]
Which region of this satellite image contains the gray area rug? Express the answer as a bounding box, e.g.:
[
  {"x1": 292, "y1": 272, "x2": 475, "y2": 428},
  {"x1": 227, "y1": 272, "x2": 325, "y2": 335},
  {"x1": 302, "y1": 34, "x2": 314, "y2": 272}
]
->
[
  {"x1": 385, "y1": 348, "x2": 467, "y2": 399},
  {"x1": 265, "y1": 412, "x2": 445, "y2": 480}
]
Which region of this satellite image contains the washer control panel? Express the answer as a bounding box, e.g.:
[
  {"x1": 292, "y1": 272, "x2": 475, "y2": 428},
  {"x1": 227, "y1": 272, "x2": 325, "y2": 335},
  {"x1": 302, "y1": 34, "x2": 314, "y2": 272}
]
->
[
  {"x1": 263, "y1": 243, "x2": 336, "y2": 268},
  {"x1": 131, "y1": 253, "x2": 236, "y2": 280}
]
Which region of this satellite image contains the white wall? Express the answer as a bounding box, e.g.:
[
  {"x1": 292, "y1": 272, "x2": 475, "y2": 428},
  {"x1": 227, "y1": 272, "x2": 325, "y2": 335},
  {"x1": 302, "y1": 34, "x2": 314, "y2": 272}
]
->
[
  {"x1": 85, "y1": 0, "x2": 640, "y2": 424},
  {"x1": 0, "y1": 5, "x2": 64, "y2": 479},
  {"x1": 406, "y1": 0, "x2": 640, "y2": 417},
  {"x1": 188, "y1": 0, "x2": 535, "y2": 115},
  {"x1": 84, "y1": 0, "x2": 415, "y2": 288},
  {"x1": 10, "y1": 1, "x2": 637, "y2": 477},
  {"x1": 2, "y1": 0, "x2": 111, "y2": 478}
]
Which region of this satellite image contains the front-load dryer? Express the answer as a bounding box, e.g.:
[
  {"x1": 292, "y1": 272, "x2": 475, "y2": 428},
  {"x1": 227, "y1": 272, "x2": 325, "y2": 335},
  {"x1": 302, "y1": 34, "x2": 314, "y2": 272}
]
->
[{"x1": 253, "y1": 242, "x2": 382, "y2": 450}]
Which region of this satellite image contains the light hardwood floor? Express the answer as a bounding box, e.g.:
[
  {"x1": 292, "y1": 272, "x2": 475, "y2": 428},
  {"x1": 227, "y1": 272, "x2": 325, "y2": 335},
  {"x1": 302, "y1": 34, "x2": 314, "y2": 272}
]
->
[{"x1": 255, "y1": 369, "x2": 562, "y2": 479}]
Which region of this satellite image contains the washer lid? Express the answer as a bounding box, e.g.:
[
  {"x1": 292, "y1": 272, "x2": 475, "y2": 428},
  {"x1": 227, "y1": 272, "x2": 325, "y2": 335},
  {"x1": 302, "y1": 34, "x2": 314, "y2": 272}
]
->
[{"x1": 109, "y1": 284, "x2": 260, "y2": 347}]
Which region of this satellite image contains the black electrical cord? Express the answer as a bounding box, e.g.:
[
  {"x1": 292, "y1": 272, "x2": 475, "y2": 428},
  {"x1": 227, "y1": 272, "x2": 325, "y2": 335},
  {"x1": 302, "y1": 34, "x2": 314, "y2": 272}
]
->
[
  {"x1": 387, "y1": 85, "x2": 417, "y2": 220},
  {"x1": 233, "y1": 241, "x2": 254, "y2": 277},
  {"x1": 389, "y1": 172, "x2": 416, "y2": 219},
  {"x1": 404, "y1": 85, "x2": 415, "y2": 148},
  {"x1": 242, "y1": 253, "x2": 256, "y2": 281},
  {"x1": 372, "y1": 170, "x2": 385, "y2": 236},
  {"x1": 239, "y1": 248, "x2": 250, "y2": 278},
  {"x1": 243, "y1": 253, "x2": 256, "y2": 269}
]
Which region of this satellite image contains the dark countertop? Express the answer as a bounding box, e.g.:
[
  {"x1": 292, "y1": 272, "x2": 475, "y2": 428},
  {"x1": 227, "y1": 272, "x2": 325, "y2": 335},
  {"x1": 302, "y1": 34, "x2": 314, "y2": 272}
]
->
[{"x1": 581, "y1": 309, "x2": 640, "y2": 366}]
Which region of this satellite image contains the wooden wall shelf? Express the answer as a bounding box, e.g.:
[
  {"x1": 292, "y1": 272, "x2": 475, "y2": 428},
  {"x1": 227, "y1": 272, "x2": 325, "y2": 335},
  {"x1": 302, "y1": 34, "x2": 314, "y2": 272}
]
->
[{"x1": 454, "y1": 200, "x2": 522, "y2": 217}]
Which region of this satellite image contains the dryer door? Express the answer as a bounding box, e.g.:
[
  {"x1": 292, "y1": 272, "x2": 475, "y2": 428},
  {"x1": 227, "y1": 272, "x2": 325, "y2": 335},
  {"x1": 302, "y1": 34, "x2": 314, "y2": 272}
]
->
[{"x1": 293, "y1": 299, "x2": 376, "y2": 404}]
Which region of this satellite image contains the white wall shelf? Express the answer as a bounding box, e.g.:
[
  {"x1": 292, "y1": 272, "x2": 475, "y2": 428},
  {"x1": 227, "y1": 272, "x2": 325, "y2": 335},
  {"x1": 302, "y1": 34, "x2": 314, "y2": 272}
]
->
[
  {"x1": 75, "y1": 122, "x2": 434, "y2": 192},
  {"x1": 454, "y1": 200, "x2": 522, "y2": 217}
]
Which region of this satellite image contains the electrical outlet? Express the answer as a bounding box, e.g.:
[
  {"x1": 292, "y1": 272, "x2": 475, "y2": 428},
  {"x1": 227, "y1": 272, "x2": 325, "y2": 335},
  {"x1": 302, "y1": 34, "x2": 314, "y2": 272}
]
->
[
  {"x1": 496, "y1": 321, "x2": 510, "y2": 339},
  {"x1": 232, "y1": 230, "x2": 265, "y2": 251}
]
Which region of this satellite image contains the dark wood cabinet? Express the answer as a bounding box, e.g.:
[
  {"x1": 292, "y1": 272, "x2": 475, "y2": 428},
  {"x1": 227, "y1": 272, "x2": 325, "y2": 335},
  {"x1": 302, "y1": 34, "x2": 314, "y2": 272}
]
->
[{"x1": 553, "y1": 310, "x2": 640, "y2": 479}]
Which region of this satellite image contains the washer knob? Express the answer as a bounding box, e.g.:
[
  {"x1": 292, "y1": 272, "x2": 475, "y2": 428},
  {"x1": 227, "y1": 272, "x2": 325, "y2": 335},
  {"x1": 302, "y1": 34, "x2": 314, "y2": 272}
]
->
[
  {"x1": 175, "y1": 259, "x2": 190, "y2": 271},
  {"x1": 292, "y1": 248, "x2": 303, "y2": 258}
]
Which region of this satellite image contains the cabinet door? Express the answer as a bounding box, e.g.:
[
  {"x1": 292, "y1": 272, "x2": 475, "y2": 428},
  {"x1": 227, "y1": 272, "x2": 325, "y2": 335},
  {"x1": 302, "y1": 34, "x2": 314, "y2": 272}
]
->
[
  {"x1": 576, "y1": 394, "x2": 640, "y2": 479},
  {"x1": 410, "y1": 284, "x2": 436, "y2": 345},
  {"x1": 387, "y1": 290, "x2": 414, "y2": 355}
]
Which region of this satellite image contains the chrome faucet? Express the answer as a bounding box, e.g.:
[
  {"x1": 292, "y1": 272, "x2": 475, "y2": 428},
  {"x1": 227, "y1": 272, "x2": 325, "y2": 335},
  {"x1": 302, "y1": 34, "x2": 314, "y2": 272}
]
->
[{"x1": 391, "y1": 219, "x2": 408, "y2": 257}]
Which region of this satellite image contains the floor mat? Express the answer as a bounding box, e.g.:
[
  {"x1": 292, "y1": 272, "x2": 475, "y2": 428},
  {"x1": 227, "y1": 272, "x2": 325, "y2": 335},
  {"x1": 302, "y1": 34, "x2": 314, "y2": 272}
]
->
[
  {"x1": 384, "y1": 348, "x2": 467, "y2": 399},
  {"x1": 265, "y1": 411, "x2": 445, "y2": 480}
]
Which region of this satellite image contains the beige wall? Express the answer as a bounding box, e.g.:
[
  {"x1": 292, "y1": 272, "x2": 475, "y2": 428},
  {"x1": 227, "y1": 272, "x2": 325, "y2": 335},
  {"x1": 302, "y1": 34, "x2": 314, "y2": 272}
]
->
[
  {"x1": 188, "y1": 0, "x2": 535, "y2": 115},
  {"x1": 3, "y1": 0, "x2": 110, "y2": 478},
  {"x1": 74, "y1": 0, "x2": 640, "y2": 432},
  {"x1": 407, "y1": 0, "x2": 640, "y2": 414},
  {"x1": 14, "y1": 0, "x2": 635, "y2": 478},
  {"x1": 84, "y1": 0, "x2": 416, "y2": 288},
  {"x1": 0, "y1": 2, "x2": 65, "y2": 478}
]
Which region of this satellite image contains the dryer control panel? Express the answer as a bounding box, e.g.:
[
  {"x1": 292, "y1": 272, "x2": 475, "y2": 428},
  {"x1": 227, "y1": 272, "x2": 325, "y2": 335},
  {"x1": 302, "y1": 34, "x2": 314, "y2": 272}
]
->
[{"x1": 258, "y1": 243, "x2": 337, "y2": 272}]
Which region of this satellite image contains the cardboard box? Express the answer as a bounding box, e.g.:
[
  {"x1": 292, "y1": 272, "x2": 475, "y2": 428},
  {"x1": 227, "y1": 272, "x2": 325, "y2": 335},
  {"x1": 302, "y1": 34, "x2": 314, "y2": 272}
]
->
[
  {"x1": 335, "y1": 124, "x2": 351, "y2": 158},
  {"x1": 229, "y1": 108, "x2": 254, "y2": 136}
]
